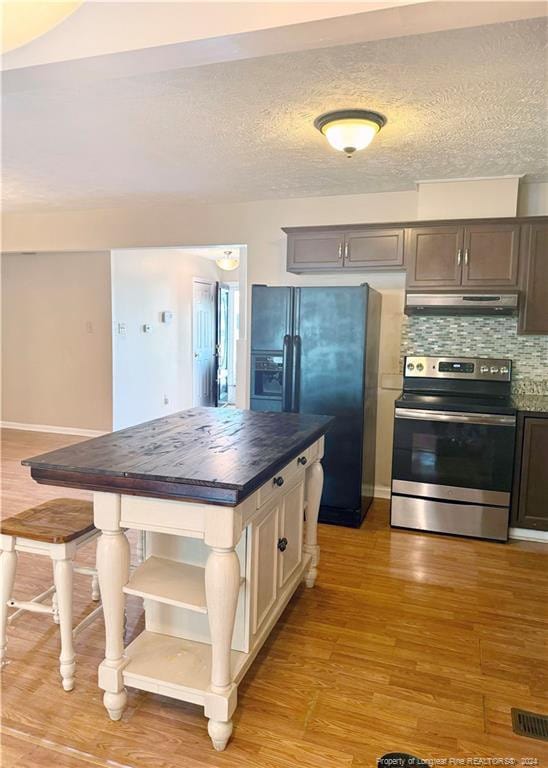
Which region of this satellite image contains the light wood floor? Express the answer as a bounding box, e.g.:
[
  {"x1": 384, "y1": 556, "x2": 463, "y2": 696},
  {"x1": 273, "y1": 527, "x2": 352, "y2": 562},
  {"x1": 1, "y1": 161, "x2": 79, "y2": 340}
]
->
[{"x1": 1, "y1": 428, "x2": 548, "y2": 768}]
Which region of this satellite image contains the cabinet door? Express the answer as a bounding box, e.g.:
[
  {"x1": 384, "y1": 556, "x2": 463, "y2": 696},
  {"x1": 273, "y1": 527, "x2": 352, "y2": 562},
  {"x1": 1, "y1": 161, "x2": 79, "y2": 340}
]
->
[
  {"x1": 462, "y1": 223, "x2": 520, "y2": 287},
  {"x1": 287, "y1": 231, "x2": 344, "y2": 272},
  {"x1": 405, "y1": 226, "x2": 463, "y2": 288},
  {"x1": 278, "y1": 478, "x2": 305, "y2": 590},
  {"x1": 344, "y1": 228, "x2": 404, "y2": 268},
  {"x1": 250, "y1": 501, "x2": 280, "y2": 637},
  {"x1": 518, "y1": 222, "x2": 548, "y2": 334},
  {"x1": 515, "y1": 417, "x2": 548, "y2": 531}
]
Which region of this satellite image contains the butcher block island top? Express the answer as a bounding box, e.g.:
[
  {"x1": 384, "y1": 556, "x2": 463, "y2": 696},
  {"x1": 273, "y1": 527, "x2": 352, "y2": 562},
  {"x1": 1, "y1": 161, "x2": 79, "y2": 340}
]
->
[{"x1": 23, "y1": 406, "x2": 332, "y2": 505}]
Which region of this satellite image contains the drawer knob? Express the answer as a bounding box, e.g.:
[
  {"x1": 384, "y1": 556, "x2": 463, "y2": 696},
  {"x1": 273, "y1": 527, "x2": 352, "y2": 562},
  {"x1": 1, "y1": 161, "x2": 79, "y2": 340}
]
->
[
  {"x1": 277, "y1": 537, "x2": 288, "y2": 552},
  {"x1": 273, "y1": 476, "x2": 284, "y2": 487},
  {"x1": 297, "y1": 456, "x2": 307, "y2": 466}
]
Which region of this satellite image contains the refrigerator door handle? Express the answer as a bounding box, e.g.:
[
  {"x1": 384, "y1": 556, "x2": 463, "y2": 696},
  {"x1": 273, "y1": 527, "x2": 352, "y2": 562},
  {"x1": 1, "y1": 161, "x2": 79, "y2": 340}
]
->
[
  {"x1": 291, "y1": 334, "x2": 301, "y2": 412},
  {"x1": 282, "y1": 334, "x2": 292, "y2": 411}
]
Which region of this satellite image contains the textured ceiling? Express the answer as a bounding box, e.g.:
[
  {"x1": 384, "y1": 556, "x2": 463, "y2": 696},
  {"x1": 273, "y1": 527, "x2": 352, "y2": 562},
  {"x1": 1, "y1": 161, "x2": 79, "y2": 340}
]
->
[{"x1": 2, "y1": 17, "x2": 547, "y2": 212}]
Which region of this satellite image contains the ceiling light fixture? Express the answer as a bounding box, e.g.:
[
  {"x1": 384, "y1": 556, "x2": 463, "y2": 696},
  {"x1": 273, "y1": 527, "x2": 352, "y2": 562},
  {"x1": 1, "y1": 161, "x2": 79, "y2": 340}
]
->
[
  {"x1": 314, "y1": 109, "x2": 386, "y2": 157},
  {"x1": 216, "y1": 250, "x2": 239, "y2": 271}
]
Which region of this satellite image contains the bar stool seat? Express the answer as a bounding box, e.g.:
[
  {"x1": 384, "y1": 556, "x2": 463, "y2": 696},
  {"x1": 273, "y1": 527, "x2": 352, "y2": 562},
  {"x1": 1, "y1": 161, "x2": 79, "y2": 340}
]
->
[
  {"x1": 0, "y1": 498, "x2": 102, "y2": 691},
  {"x1": 0, "y1": 498, "x2": 95, "y2": 543}
]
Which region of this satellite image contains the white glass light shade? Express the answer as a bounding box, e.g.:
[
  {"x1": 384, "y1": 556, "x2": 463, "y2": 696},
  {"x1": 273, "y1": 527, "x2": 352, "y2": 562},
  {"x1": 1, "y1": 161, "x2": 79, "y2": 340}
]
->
[
  {"x1": 216, "y1": 254, "x2": 239, "y2": 271},
  {"x1": 323, "y1": 119, "x2": 380, "y2": 155},
  {"x1": 314, "y1": 110, "x2": 386, "y2": 157}
]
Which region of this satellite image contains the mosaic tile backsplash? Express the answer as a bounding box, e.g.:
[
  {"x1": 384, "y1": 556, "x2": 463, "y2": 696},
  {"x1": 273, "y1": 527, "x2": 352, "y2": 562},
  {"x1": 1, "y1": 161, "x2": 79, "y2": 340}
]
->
[{"x1": 400, "y1": 316, "x2": 548, "y2": 394}]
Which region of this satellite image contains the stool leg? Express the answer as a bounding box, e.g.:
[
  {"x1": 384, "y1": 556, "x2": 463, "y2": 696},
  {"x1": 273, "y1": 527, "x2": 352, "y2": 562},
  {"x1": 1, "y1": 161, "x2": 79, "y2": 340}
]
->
[
  {"x1": 53, "y1": 556, "x2": 75, "y2": 691},
  {"x1": 52, "y1": 590, "x2": 60, "y2": 624},
  {"x1": 0, "y1": 540, "x2": 17, "y2": 664},
  {"x1": 51, "y1": 561, "x2": 59, "y2": 623}
]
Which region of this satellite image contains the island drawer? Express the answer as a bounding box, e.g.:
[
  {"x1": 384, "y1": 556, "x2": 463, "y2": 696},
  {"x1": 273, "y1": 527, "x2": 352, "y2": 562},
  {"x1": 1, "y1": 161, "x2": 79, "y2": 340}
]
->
[{"x1": 256, "y1": 448, "x2": 309, "y2": 509}]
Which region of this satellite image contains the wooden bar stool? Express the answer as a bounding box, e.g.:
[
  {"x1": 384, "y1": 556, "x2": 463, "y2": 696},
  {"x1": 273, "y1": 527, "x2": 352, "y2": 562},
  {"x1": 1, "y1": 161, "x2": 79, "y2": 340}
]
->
[{"x1": 0, "y1": 498, "x2": 102, "y2": 691}]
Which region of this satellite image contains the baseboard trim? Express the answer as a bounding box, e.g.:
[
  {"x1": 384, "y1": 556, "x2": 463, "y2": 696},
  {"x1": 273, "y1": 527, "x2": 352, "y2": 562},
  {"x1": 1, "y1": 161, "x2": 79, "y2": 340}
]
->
[
  {"x1": 374, "y1": 485, "x2": 391, "y2": 500},
  {"x1": 1, "y1": 421, "x2": 108, "y2": 438},
  {"x1": 509, "y1": 527, "x2": 548, "y2": 543}
]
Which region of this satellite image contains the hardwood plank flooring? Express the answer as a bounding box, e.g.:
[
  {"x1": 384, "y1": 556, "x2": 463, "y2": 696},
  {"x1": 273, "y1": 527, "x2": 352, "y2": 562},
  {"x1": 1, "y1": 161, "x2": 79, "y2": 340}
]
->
[{"x1": 1, "y1": 428, "x2": 548, "y2": 767}]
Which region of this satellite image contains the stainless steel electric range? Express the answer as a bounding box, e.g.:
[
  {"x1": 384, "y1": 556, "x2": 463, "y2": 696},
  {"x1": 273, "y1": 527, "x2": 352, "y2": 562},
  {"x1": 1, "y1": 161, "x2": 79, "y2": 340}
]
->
[{"x1": 390, "y1": 356, "x2": 516, "y2": 542}]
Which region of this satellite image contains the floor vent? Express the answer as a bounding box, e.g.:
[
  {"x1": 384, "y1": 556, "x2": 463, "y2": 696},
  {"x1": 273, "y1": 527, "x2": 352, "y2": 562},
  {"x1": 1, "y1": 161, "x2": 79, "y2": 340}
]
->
[{"x1": 511, "y1": 708, "x2": 548, "y2": 741}]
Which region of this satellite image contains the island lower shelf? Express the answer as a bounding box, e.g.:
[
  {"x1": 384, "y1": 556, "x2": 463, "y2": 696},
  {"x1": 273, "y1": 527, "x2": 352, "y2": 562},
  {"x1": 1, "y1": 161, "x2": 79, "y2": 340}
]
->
[
  {"x1": 123, "y1": 553, "x2": 312, "y2": 706},
  {"x1": 124, "y1": 555, "x2": 245, "y2": 614}
]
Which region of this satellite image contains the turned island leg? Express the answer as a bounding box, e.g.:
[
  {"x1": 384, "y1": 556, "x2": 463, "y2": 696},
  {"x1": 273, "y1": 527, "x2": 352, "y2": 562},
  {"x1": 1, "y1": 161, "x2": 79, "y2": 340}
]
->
[
  {"x1": 304, "y1": 459, "x2": 323, "y2": 588},
  {"x1": 94, "y1": 494, "x2": 130, "y2": 721},
  {"x1": 205, "y1": 545, "x2": 240, "y2": 751}
]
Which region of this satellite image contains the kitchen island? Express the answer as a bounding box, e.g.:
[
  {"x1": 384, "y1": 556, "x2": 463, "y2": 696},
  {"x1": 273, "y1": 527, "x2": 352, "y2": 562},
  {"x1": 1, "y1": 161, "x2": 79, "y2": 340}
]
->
[{"x1": 23, "y1": 407, "x2": 331, "y2": 751}]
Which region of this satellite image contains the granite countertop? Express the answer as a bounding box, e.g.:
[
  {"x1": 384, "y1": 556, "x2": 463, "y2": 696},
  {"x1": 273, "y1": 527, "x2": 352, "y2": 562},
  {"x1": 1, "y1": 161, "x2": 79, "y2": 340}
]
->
[{"x1": 512, "y1": 393, "x2": 548, "y2": 414}]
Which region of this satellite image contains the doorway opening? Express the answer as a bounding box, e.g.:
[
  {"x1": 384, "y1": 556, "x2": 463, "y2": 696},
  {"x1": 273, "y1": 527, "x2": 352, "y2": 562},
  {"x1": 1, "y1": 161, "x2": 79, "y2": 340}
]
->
[
  {"x1": 111, "y1": 244, "x2": 245, "y2": 430},
  {"x1": 192, "y1": 277, "x2": 239, "y2": 407}
]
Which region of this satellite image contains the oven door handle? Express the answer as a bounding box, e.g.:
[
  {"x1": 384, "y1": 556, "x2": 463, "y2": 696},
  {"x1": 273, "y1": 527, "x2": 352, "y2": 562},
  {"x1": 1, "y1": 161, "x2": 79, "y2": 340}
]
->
[{"x1": 394, "y1": 408, "x2": 515, "y2": 426}]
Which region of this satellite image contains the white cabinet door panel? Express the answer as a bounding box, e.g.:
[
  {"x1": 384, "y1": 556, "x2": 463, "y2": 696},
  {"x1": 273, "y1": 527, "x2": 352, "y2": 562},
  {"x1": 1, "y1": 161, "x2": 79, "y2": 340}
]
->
[
  {"x1": 278, "y1": 478, "x2": 305, "y2": 590},
  {"x1": 251, "y1": 501, "x2": 279, "y2": 637}
]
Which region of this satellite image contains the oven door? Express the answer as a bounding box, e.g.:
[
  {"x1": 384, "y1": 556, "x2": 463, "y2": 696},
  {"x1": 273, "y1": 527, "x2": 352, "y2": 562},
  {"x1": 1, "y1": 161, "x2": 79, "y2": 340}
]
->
[{"x1": 392, "y1": 408, "x2": 516, "y2": 498}]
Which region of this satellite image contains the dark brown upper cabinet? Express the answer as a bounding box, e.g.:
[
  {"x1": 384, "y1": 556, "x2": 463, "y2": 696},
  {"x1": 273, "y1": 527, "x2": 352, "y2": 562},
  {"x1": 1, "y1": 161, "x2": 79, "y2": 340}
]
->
[
  {"x1": 286, "y1": 230, "x2": 344, "y2": 271},
  {"x1": 511, "y1": 414, "x2": 548, "y2": 531},
  {"x1": 518, "y1": 221, "x2": 548, "y2": 334},
  {"x1": 284, "y1": 219, "x2": 547, "y2": 332},
  {"x1": 344, "y1": 228, "x2": 404, "y2": 268},
  {"x1": 406, "y1": 222, "x2": 521, "y2": 289},
  {"x1": 461, "y1": 223, "x2": 520, "y2": 287},
  {"x1": 405, "y1": 225, "x2": 463, "y2": 288},
  {"x1": 285, "y1": 227, "x2": 404, "y2": 272}
]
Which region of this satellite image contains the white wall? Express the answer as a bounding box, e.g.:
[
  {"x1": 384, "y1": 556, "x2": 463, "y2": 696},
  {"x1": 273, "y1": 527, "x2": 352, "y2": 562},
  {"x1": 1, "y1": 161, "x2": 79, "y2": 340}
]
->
[
  {"x1": 2, "y1": 181, "x2": 546, "y2": 494},
  {"x1": 417, "y1": 177, "x2": 521, "y2": 219},
  {"x1": 1, "y1": 250, "x2": 112, "y2": 432},
  {"x1": 111, "y1": 248, "x2": 221, "y2": 429}
]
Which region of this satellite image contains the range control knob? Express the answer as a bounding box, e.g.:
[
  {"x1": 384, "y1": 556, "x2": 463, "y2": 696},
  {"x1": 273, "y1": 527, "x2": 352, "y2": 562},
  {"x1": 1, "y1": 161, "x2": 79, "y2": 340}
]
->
[
  {"x1": 490, "y1": 366, "x2": 499, "y2": 375},
  {"x1": 500, "y1": 366, "x2": 509, "y2": 375},
  {"x1": 480, "y1": 365, "x2": 489, "y2": 374},
  {"x1": 416, "y1": 363, "x2": 424, "y2": 372},
  {"x1": 407, "y1": 363, "x2": 415, "y2": 371}
]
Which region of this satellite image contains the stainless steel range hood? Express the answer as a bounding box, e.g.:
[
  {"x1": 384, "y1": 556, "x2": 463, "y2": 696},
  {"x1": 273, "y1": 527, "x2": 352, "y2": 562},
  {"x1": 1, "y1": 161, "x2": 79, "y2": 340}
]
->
[{"x1": 405, "y1": 292, "x2": 519, "y2": 316}]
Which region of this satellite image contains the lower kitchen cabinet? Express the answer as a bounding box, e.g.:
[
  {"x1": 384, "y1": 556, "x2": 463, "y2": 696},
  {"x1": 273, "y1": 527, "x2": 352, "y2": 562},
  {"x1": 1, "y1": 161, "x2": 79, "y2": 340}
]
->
[
  {"x1": 511, "y1": 413, "x2": 548, "y2": 531},
  {"x1": 250, "y1": 474, "x2": 305, "y2": 641}
]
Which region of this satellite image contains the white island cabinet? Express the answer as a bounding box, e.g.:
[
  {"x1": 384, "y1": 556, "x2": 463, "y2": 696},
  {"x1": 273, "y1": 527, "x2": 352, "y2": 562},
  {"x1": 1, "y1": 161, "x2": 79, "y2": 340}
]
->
[{"x1": 24, "y1": 407, "x2": 330, "y2": 751}]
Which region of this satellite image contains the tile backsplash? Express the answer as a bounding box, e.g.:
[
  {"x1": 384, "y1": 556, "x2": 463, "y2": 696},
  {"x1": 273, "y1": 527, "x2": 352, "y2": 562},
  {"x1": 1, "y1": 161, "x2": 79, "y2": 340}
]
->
[{"x1": 400, "y1": 315, "x2": 548, "y2": 393}]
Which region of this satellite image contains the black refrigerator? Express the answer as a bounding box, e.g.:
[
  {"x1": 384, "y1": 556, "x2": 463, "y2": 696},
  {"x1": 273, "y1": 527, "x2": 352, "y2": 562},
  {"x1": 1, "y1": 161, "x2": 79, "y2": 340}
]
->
[{"x1": 250, "y1": 284, "x2": 381, "y2": 527}]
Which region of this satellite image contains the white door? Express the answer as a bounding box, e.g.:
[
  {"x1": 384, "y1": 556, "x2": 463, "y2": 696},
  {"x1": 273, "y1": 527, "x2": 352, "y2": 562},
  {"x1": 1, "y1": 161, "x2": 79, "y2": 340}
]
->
[{"x1": 192, "y1": 279, "x2": 217, "y2": 407}]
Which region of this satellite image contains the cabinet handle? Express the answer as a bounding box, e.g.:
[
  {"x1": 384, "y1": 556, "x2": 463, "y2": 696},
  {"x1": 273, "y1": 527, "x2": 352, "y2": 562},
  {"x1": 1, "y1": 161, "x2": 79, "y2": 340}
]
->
[
  {"x1": 337, "y1": 243, "x2": 342, "y2": 260},
  {"x1": 464, "y1": 248, "x2": 469, "y2": 266},
  {"x1": 457, "y1": 249, "x2": 462, "y2": 266},
  {"x1": 277, "y1": 537, "x2": 288, "y2": 552},
  {"x1": 273, "y1": 476, "x2": 284, "y2": 487},
  {"x1": 297, "y1": 456, "x2": 307, "y2": 466},
  {"x1": 344, "y1": 242, "x2": 349, "y2": 260}
]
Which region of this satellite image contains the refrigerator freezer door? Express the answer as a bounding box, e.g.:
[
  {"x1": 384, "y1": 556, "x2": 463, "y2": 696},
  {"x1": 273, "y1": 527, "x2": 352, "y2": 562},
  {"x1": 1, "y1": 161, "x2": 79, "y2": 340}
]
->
[
  {"x1": 295, "y1": 286, "x2": 367, "y2": 515},
  {"x1": 251, "y1": 286, "x2": 293, "y2": 351}
]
